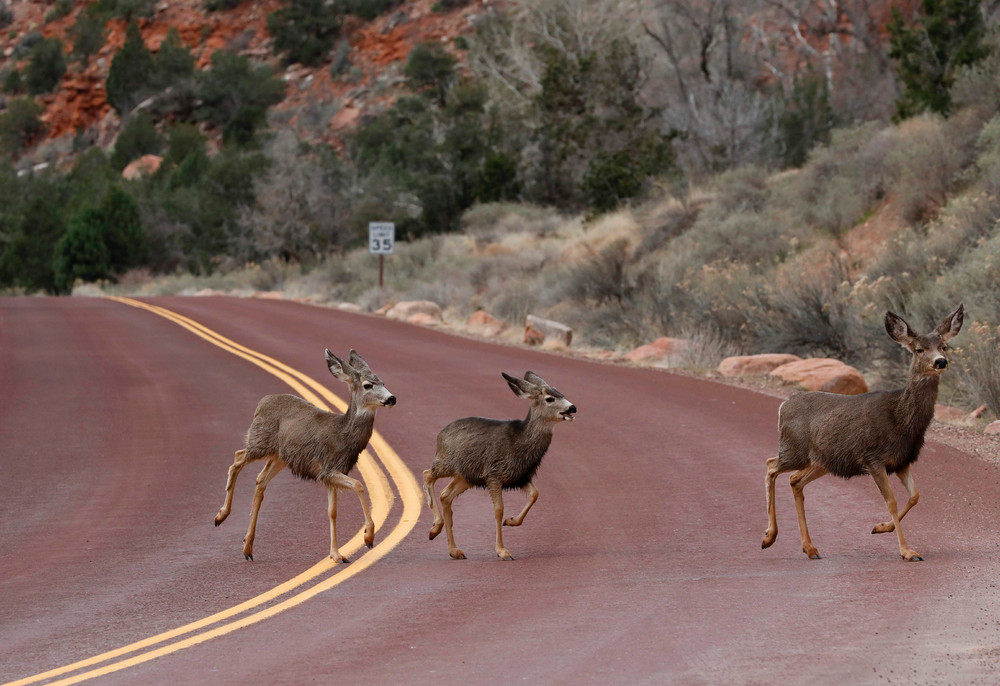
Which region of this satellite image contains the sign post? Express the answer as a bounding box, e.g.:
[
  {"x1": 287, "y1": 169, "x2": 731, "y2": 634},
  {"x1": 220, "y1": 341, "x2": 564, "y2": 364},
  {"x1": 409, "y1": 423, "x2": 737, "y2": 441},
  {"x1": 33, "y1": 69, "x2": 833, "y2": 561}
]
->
[{"x1": 368, "y1": 222, "x2": 395, "y2": 288}]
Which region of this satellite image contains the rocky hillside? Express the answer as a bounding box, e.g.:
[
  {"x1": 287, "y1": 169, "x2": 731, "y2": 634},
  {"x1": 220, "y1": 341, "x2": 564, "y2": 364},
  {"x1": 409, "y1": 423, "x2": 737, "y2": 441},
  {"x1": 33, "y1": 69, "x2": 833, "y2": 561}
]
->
[{"x1": 0, "y1": 0, "x2": 489, "y2": 163}]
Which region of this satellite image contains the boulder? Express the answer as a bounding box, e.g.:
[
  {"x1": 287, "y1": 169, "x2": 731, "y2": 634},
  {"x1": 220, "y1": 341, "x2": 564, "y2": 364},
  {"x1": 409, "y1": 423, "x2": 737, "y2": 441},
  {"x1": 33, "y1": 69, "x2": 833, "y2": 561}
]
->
[
  {"x1": 121, "y1": 154, "x2": 163, "y2": 180},
  {"x1": 385, "y1": 300, "x2": 443, "y2": 323},
  {"x1": 769, "y1": 358, "x2": 868, "y2": 395},
  {"x1": 524, "y1": 314, "x2": 572, "y2": 347},
  {"x1": 336, "y1": 302, "x2": 362, "y2": 313},
  {"x1": 624, "y1": 344, "x2": 667, "y2": 363},
  {"x1": 407, "y1": 312, "x2": 439, "y2": 326},
  {"x1": 718, "y1": 354, "x2": 802, "y2": 377},
  {"x1": 467, "y1": 310, "x2": 507, "y2": 337},
  {"x1": 984, "y1": 420, "x2": 1000, "y2": 436}
]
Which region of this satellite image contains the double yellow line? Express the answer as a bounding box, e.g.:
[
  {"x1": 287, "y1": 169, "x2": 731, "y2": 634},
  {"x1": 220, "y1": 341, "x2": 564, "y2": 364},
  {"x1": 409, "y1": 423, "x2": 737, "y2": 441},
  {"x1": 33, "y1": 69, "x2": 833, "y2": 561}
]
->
[{"x1": 5, "y1": 297, "x2": 422, "y2": 686}]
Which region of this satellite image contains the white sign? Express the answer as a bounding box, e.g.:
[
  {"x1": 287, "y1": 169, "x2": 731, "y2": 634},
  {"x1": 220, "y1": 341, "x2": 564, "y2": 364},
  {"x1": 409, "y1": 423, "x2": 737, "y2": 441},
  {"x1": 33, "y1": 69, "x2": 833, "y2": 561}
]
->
[{"x1": 368, "y1": 222, "x2": 395, "y2": 254}]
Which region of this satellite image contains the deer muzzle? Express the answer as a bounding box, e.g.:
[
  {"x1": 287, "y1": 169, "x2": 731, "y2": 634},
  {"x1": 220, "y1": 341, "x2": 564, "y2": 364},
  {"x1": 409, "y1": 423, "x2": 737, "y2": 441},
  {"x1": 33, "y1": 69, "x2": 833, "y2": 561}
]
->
[{"x1": 933, "y1": 357, "x2": 948, "y2": 370}]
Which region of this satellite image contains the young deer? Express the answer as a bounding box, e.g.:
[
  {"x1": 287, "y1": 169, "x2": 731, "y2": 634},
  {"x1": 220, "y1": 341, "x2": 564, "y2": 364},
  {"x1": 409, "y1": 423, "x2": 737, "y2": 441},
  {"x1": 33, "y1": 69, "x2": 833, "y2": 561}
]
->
[
  {"x1": 423, "y1": 371, "x2": 576, "y2": 560},
  {"x1": 213, "y1": 349, "x2": 396, "y2": 562},
  {"x1": 761, "y1": 304, "x2": 964, "y2": 561}
]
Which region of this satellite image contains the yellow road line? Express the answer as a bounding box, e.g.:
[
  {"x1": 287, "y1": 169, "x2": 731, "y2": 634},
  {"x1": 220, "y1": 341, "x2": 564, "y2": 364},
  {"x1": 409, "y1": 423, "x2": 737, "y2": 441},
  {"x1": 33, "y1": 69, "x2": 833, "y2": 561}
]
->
[{"x1": 3, "y1": 298, "x2": 421, "y2": 686}]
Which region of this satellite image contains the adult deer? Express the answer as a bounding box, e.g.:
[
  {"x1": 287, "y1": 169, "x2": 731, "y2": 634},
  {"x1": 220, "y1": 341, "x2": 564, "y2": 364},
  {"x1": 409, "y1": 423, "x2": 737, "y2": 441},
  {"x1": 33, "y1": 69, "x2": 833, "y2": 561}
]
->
[
  {"x1": 423, "y1": 371, "x2": 576, "y2": 560},
  {"x1": 214, "y1": 349, "x2": 396, "y2": 562},
  {"x1": 761, "y1": 304, "x2": 964, "y2": 561}
]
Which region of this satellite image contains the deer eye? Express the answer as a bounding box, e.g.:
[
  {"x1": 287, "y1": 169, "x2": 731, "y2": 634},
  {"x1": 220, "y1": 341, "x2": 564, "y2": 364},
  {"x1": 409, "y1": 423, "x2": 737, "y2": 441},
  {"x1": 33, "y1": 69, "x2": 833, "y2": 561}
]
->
[
  {"x1": 363, "y1": 382, "x2": 373, "y2": 390},
  {"x1": 915, "y1": 348, "x2": 923, "y2": 354},
  {"x1": 545, "y1": 396, "x2": 555, "y2": 403}
]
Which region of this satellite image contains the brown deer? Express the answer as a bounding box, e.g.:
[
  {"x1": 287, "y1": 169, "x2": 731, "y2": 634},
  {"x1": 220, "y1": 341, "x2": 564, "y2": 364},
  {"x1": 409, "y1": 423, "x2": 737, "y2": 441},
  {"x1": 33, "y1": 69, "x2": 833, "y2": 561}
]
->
[
  {"x1": 214, "y1": 349, "x2": 396, "y2": 562},
  {"x1": 761, "y1": 304, "x2": 964, "y2": 561},
  {"x1": 423, "y1": 371, "x2": 577, "y2": 560}
]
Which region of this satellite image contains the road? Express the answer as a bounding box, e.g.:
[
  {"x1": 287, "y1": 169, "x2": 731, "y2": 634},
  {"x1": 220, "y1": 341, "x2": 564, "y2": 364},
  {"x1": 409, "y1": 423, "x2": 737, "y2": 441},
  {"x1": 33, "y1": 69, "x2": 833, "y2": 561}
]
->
[{"x1": 2, "y1": 296, "x2": 999, "y2": 685}]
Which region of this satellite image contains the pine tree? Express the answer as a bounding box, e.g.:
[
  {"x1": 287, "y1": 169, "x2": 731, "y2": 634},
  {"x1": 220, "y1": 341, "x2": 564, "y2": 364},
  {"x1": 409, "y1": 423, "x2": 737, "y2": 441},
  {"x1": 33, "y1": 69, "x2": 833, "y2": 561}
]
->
[{"x1": 106, "y1": 20, "x2": 156, "y2": 114}]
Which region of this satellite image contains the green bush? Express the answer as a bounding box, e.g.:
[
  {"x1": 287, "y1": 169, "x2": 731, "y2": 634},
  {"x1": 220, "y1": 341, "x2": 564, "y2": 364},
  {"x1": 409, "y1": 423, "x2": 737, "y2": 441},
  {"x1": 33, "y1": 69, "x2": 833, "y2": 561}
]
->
[
  {"x1": 106, "y1": 21, "x2": 155, "y2": 113},
  {"x1": 0, "y1": 4, "x2": 13, "y2": 29},
  {"x1": 0, "y1": 97, "x2": 46, "y2": 153},
  {"x1": 110, "y1": 111, "x2": 163, "y2": 170},
  {"x1": 2, "y1": 68, "x2": 24, "y2": 94},
  {"x1": 267, "y1": 0, "x2": 340, "y2": 66},
  {"x1": 25, "y1": 37, "x2": 66, "y2": 94},
  {"x1": 196, "y1": 50, "x2": 285, "y2": 141},
  {"x1": 204, "y1": 0, "x2": 242, "y2": 9},
  {"x1": 45, "y1": 0, "x2": 74, "y2": 22},
  {"x1": 154, "y1": 28, "x2": 194, "y2": 87},
  {"x1": 405, "y1": 42, "x2": 457, "y2": 105},
  {"x1": 70, "y1": 6, "x2": 106, "y2": 62},
  {"x1": 336, "y1": 0, "x2": 401, "y2": 21},
  {"x1": 93, "y1": 0, "x2": 154, "y2": 21}
]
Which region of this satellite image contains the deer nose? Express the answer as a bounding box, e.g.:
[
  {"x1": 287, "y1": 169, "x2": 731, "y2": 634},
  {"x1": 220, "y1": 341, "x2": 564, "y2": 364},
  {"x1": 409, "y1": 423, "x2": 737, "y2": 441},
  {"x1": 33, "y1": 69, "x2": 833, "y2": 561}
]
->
[
  {"x1": 384, "y1": 396, "x2": 397, "y2": 406},
  {"x1": 567, "y1": 405, "x2": 577, "y2": 414},
  {"x1": 933, "y1": 358, "x2": 948, "y2": 370}
]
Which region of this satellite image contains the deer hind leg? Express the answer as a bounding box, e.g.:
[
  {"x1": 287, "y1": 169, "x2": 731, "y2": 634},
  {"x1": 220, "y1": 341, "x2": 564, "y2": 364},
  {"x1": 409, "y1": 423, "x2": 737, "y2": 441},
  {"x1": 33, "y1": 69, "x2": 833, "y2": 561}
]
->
[
  {"x1": 870, "y1": 467, "x2": 922, "y2": 561},
  {"x1": 323, "y1": 471, "x2": 375, "y2": 554},
  {"x1": 439, "y1": 476, "x2": 470, "y2": 560},
  {"x1": 423, "y1": 469, "x2": 446, "y2": 540},
  {"x1": 488, "y1": 482, "x2": 513, "y2": 560},
  {"x1": 503, "y1": 481, "x2": 538, "y2": 528},
  {"x1": 242, "y1": 456, "x2": 285, "y2": 560},
  {"x1": 789, "y1": 464, "x2": 828, "y2": 559},
  {"x1": 762, "y1": 456, "x2": 792, "y2": 549},
  {"x1": 872, "y1": 466, "x2": 918, "y2": 534},
  {"x1": 215, "y1": 448, "x2": 251, "y2": 526}
]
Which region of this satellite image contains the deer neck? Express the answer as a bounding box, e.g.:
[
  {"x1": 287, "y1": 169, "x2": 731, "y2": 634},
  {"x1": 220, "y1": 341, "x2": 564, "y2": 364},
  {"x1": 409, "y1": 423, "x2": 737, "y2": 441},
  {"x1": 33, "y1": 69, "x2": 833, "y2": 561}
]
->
[
  {"x1": 344, "y1": 398, "x2": 376, "y2": 431},
  {"x1": 896, "y1": 368, "x2": 939, "y2": 433},
  {"x1": 521, "y1": 410, "x2": 554, "y2": 442}
]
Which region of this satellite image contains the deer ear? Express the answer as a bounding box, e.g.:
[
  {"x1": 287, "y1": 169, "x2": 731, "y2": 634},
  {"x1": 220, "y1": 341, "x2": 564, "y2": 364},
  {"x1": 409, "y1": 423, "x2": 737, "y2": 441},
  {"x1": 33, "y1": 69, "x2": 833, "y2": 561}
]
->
[
  {"x1": 936, "y1": 304, "x2": 964, "y2": 341},
  {"x1": 348, "y1": 349, "x2": 373, "y2": 375},
  {"x1": 884, "y1": 311, "x2": 915, "y2": 346},
  {"x1": 502, "y1": 372, "x2": 536, "y2": 399},
  {"x1": 523, "y1": 371, "x2": 548, "y2": 387},
  {"x1": 325, "y1": 349, "x2": 353, "y2": 382}
]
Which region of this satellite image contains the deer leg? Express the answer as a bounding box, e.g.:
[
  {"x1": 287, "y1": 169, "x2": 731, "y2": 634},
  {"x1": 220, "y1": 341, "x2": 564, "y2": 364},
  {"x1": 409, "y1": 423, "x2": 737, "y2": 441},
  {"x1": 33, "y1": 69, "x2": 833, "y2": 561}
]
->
[
  {"x1": 215, "y1": 449, "x2": 250, "y2": 526},
  {"x1": 423, "y1": 469, "x2": 445, "y2": 540},
  {"x1": 503, "y1": 481, "x2": 538, "y2": 527},
  {"x1": 872, "y1": 466, "x2": 918, "y2": 534},
  {"x1": 324, "y1": 486, "x2": 352, "y2": 564},
  {"x1": 439, "y1": 476, "x2": 470, "y2": 560},
  {"x1": 488, "y1": 482, "x2": 514, "y2": 560},
  {"x1": 789, "y1": 464, "x2": 828, "y2": 560},
  {"x1": 762, "y1": 456, "x2": 792, "y2": 549},
  {"x1": 870, "y1": 467, "x2": 922, "y2": 561},
  {"x1": 242, "y1": 456, "x2": 285, "y2": 560},
  {"x1": 324, "y1": 471, "x2": 375, "y2": 553}
]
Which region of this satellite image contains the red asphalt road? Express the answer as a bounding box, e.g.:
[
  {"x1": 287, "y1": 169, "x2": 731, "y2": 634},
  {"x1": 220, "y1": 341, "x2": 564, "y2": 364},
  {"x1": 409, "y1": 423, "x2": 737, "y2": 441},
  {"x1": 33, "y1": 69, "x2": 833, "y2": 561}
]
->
[{"x1": 2, "y1": 296, "x2": 1000, "y2": 685}]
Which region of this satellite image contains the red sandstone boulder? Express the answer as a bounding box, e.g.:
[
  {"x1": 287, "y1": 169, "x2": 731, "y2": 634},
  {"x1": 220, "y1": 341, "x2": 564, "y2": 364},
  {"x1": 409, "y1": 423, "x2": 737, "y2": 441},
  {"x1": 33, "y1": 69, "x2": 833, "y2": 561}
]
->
[
  {"x1": 121, "y1": 154, "x2": 163, "y2": 180},
  {"x1": 984, "y1": 420, "x2": 1000, "y2": 435},
  {"x1": 718, "y1": 354, "x2": 802, "y2": 377},
  {"x1": 467, "y1": 310, "x2": 507, "y2": 337},
  {"x1": 385, "y1": 300, "x2": 443, "y2": 323},
  {"x1": 769, "y1": 358, "x2": 868, "y2": 395},
  {"x1": 524, "y1": 314, "x2": 572, "y2": 347}
]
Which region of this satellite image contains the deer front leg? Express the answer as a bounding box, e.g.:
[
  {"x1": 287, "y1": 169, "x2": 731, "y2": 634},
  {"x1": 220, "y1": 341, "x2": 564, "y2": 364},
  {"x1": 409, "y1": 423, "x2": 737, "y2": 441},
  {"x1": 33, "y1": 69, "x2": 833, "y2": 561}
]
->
[
  {"x1": 762, "y1": 456, "x2": 786, "y2": 549},
  {"x1": 789, "y1": 464, "x2": 828, "y2": 560},
  {"x1": 215, "y1": 449, "x2": 249, "y2": 526},
  {"x1": 870, "y1": 467, "x2": 922, "y2": 561},
  {"x1": 504, "y1": 481, "x2": 538, "y2": 527},
  {"x1": 325, "y1": 472, "x2": 375, "y2": 552},
  {"x1": 872, "y1": 466, "x2": 918, "y2": 534},
  {"x1": 488, "y1": 482, "x2": 513, "y2": 560},
  {"x1": 242, "y1": 456, "x2": 285, "y2": 560},
  {"x1": 440, "y1": 476, "x2": 470, "y2": 559},
  {"x1": 326, "y1": 487, "x2": 349, "y2": 564}
]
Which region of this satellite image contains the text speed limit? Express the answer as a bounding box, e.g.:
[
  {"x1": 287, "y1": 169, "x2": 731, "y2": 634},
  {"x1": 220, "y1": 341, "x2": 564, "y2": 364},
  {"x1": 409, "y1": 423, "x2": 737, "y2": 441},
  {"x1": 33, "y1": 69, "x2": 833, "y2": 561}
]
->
[{"x1": 368, "y1": 222, "x2": 395, "y2": 254}]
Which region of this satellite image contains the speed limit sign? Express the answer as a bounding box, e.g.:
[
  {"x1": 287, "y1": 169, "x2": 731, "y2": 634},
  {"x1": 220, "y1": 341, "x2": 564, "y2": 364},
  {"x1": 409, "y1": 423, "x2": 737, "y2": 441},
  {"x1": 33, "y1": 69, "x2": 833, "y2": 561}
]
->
[{"x1": 368, "y1": 222, "x2": 395, "y2": 254}]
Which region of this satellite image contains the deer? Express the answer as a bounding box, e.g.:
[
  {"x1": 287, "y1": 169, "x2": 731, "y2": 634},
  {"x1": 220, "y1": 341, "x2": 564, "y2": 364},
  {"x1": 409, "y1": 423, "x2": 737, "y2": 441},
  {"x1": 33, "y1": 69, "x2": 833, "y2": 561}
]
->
[
  {"x1": 213, "y1": 349, "x2": 396, "y2": 562},
  {"x1": 761, "y1": 304, "x2": 964, "y2": 562},
  {"x1": 423, "y1": 371, "x2": 577, "y2": 560}
]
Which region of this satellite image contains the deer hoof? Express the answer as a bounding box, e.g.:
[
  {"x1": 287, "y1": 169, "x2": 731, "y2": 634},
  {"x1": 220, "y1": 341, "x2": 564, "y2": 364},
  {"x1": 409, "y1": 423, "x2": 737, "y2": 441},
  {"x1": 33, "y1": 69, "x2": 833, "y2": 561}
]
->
[
  {"x1": 244, "y1": 552, "x2": 253, "y2": 561},
  {"x1": 496, "y1": 548, "x2": 514, "y2": 561},
  {"x1": 872, "y1": 521, "x2": 895, "y2": 534},
  {"x1": 429, "y1": 522, "x2": 443, "y2": 540},
  {"x1": 448, "y1": 548, "x2": 466, "y2": 560},
  {"x1": 761, "y1": 530, "x2": 776, "y2": 549},
  {"x1": 902, "y1": 552, "x2": 924, "y2": 562}
]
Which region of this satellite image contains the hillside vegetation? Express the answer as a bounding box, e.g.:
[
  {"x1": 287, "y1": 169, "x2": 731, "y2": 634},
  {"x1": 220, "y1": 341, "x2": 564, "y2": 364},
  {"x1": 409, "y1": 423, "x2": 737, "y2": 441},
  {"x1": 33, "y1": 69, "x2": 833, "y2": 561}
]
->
[{"x1": 3, "y1": 0, "x2": 1000, "y2": 415}]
